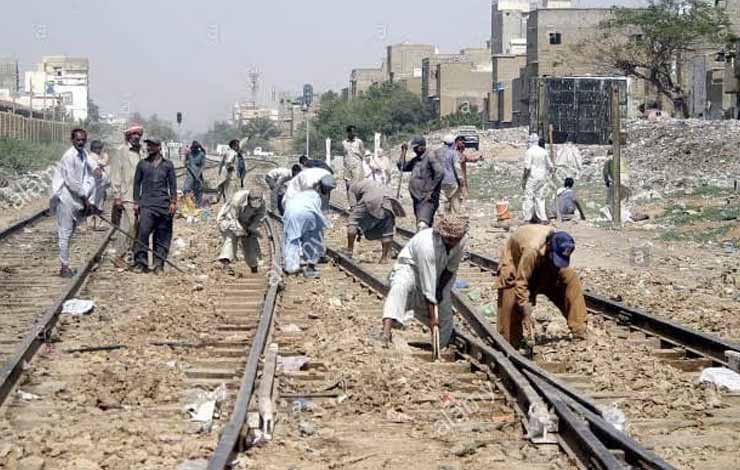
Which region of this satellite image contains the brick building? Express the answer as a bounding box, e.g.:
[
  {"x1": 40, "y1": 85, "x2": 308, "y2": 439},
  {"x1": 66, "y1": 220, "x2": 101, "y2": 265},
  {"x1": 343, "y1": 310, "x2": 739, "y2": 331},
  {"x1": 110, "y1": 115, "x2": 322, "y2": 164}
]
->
[
  {"x1": 350, "y1": 65, "x2": 386, "y2": 99},
  {"x1": 386, "y1": 43, "x2": 436, "y2": 96}
]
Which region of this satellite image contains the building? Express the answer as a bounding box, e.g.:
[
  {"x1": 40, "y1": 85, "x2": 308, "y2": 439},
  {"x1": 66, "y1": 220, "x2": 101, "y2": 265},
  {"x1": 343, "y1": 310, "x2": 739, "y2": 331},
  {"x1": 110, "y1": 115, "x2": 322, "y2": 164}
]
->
[
  {"x1": 435, "y1": 61, "x2": 493, "y2": 118},
  {"x1": 0, "y1": 58, "x2": 19, "y2": 98},
  {"x1": 350, "y1": 64, "x2": 386, "y2": 99},
  {"x1": 490, "y1": 0, "x2": 530, "y2": 126},
  {"x1": 24, "y1": 56, "x2": 89, "y2": 121},
  {"x1": 386, "y1": 43, "x2": 436, "y2": 95},
  {"x1": 232, "y1": 101, "x2": 279, "y2": 126},
  {"x1": 422, "y1": 48, "x2": 491, "y2": 106}
]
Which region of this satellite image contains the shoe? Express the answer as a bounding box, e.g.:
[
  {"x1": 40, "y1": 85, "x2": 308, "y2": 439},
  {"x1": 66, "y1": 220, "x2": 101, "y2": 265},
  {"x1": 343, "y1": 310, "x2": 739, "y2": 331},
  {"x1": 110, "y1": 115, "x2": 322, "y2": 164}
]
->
[
  {"x1": 132, "y1": 264, "x2": 149, "y2": 274},
  {"x1": 318, "y1": 256, "x2": 330, "y2": 264},
  {"x1": 303, "y1": 267, "x2": 320, "y2": 279},
  {"x1": 59, "y1": 266, "x2": 77, "y2": 278},
  {"x1": 152, "y1": 265, "x2": 164, "y2": 275},
  {"x1": 250, "y1": 266, "x2": 258, "y2": 274}
]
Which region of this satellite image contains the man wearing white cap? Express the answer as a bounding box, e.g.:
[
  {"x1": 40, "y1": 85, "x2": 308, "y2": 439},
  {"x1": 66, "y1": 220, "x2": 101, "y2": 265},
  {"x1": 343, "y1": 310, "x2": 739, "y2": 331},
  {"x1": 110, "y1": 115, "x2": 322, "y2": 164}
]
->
[
  {"x1": 521, "y1": 134, "x2": 553, "y2": 223},
  {"x1": 435, "y1": 134, "x2": 464, "y2": 214},
  {"x1": 109, "y1": 124, "x2": 144, "y2": 265}
]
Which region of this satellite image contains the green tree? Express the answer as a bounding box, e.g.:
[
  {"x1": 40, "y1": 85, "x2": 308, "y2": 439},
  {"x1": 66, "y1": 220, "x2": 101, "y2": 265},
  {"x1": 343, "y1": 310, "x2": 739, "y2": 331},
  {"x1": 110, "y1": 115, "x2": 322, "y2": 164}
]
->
[
  {"x1": 143, "y1": 114, "x2": 177, "y2": 141},
  {"x1": 580, "y1": 0, "x2": 735, "y2": 116},
  {"x1": 241, "y1": 117, "x2": 281, "y2": 151},
  {"x1": 202, "y1": 120, "x2": 241, "y2": 148}
]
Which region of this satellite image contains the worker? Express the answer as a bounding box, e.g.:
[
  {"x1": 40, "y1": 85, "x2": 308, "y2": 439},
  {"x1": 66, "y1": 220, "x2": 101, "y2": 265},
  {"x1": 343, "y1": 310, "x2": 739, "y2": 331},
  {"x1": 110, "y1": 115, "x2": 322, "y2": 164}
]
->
[
  {"x1": 264, "y1": 166, "x2": 295, "y2": 212},
  {"x1": 217, "y1": 139, "x2": 240, "y2": 203},
  {"x1": 397, "y1": 136, "x2": 444, "y2": 231},
  {"x1": 521, "y1": 134, "x2": 553, "y2": 224},
  {"x1": 88, "y1": 140, "x2": 110, "y2": 230},
  {"x1": 346, "y1": 178, "x2": 405, "y2": 263},
  {"x1": 435, "y1": 134, "x2": 464, "y2": 214},
  {"x1": 362, "y1": 149, "x2": 391, "y2": 186},
  {"x1": 50, "y1": 128, "x2": 101, "y2": 278},
  {"x1": 381, "y1": 214, "x2": 468, "y2": 347},
  {"x1": 236, "y1": 142, "x2": 247, "y2": 188},
  {"x1": 342, "y1": 125, "x2": 365, "y2": 193},
  {"x1": 282, "y1": 176, "x2": 334, "y2": 278},
  {"x1": 496, "y1": 225, "x2": 587, "y2": 347},
  {"x1": 109, "y1": 124, "x2": 144, "y2": 265},
  {"x1": 183, "y1": 141, "x2": 206, "y2": 206},
  {"x1": 132, "y1": 137, "x2": 177, "y2": 274},
  {"x1": 283, "y1": 166, "x2": 332, "y2": 211},
  {"x1": 554, "y1": 177, "x2": 586, "y2": 221},
  {"x1": 602, "y1": 150, "x2": 631, "y2": 220},
  {"x1": 217, "y1": 189, "x2": 266, "y2": 275},
  {"x1": 299, "y1": 155, "x2": 333, "y2": 173},
  {"x1": 455, "y1": 135, "x2": 483, "y2": 201}
]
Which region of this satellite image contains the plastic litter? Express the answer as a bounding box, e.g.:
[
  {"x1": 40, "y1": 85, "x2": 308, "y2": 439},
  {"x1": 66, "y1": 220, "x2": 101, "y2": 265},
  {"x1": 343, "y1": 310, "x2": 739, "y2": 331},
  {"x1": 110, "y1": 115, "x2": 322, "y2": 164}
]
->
[
  {"x1": 183, "y1": 384, "x2": 229, "y2": 432},
  {"x1": 174, "y1": 238, "x2": 187, "y2": 250},
  {"x1": 467, "y1": 290, "x2": 481, "y2": 302},
  {"x1": 602, "y1": 403, "x2": 627, "y2": 433},
  {"x1": 278, "y1": 355, "x2": 308, "y2": 371},
  {"x1": 17, "y1": 390, "x2": 40, "y2": 401},
  {"x1": 698, "y1": 367, "x2": 740, "y2": 392},
  {"x1": 454, "y1": 279, "x2": 470, "y2": 290},
  {"x1": 61, "y1": 299, "x2": 95, "y2": 316},
  {"x1": 282, "y1": 324, "x2": 302, "y2": 333},
  {"x1": 176, "y1": 459, "x2": 208, "y2": 470},
  {"x1": 292, "y1": 398, "x2": 314, "y2": 413},
  {"x1": 527, "y1": 403, "x2": 556, "y2": 440}
]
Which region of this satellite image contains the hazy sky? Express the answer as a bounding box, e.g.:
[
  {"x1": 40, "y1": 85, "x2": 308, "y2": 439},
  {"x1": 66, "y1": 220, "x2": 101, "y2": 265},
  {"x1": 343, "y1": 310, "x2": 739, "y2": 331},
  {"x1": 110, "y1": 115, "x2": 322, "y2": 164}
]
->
[{"x1": 1, "y1": 0, "x2": 642, "y2": 133}]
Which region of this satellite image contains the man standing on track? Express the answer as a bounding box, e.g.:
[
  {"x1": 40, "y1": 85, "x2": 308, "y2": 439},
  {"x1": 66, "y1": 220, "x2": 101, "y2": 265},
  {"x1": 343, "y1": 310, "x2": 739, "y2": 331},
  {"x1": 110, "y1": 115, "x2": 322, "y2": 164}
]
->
[
  {"x1": 217, "y1": 189, "x2": 266, "y2": 275},
  {"x1": 496, "y1": 225, "x2": 587, "y2": 347},
  {"x1": 342, "y1": 125, "x2": 365, "y2": 194},
  {"x1": 397, "y1": 136, "x2": 444, "y2": 231},
  {"x1": 218, "y1": 139, "x2": 240, "y2": 202},
  {"x1": 435, "y1": 134, "x2": 464, "y2": 214},
  {"x1": 346, "y1": 178, "x2": 405, "y2": 264},
  {"x1": 109, "y1": 125, "x2": 144, "y2": 265},
  {"x1": 183, "y1": 141, "x2": 206, "y2": 206},
  {"x1": 50, "y1": 128, "x2": 101, "y2": 278},
  {"x1": 521, "y1": 134, "x2": 553, "y2": 224},
  {"x1": 381, "y1": 214, "x2": 468, "y2": 347},
  {"x1": 132, "y1": 137, "x2": 177, "y2": 274},
  {"x1": 88, "y1": 140, "x2": 110, "y2": 230}
]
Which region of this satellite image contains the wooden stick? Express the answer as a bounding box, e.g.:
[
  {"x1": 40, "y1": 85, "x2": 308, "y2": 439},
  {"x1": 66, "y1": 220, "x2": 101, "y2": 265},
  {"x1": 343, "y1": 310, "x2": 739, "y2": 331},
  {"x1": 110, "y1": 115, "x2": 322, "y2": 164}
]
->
[
  {"x1": 64, "y1": 345, "x2": 127, "y2": 354},
  {"x1": 431, "y1": 304, "x2": 440, "y2": 361}
]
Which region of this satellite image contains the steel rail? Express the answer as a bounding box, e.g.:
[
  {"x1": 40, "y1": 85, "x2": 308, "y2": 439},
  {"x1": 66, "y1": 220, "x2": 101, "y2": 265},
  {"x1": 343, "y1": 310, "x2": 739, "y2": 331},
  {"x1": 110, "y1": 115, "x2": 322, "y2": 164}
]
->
[
  {"x1": 0, "y1": 227, "x2": 115, "y2": 406},
  {"x1": 0, "y1": 207, "x2": 49, "y2": 242},
  {"x1": 207, "y1": 216, "x2": 282, "y2": 470}
]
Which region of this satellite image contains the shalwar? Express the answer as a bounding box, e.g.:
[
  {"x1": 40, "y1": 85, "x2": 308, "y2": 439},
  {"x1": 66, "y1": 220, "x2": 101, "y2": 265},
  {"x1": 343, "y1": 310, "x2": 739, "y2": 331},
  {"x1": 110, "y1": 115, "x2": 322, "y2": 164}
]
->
[
  {"x1": 50, "y1": 147, "x2": 97, "y2": 266},
  {"x1": 436, "y1": 145, "x2": 463, "y2": 214},
  {"x1": 109, "y1": 144, "x2": 142, "y2": 257},
  {"x1": 382, "y1": 229, "x2": 465, "y2": 347},
  {"x1": 218, "y1": 149, "x2": 238, "y2": 203},
  {"x1": 521, "y1": 145, "x2": 552, "y2": 222},
  {"x1": 183, "y1": 149, "x2": 206, "y2": 205},
  {"x1": 282, "y1": 191, "x2": 329, "y2": 273},
  {"x1": 496, "y1": 224, "x2": 587, "y2": 346},
  {"x1": 217, "y1": 190, "x2": 266, "y2": 269}
]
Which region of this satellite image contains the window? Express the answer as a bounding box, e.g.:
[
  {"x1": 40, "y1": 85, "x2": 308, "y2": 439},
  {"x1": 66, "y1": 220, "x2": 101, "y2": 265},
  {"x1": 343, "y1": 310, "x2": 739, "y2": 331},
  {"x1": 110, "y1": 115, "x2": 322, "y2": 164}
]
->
[
  {"x1": 549, "y1": 32, "x2": 562, "y2": 45},
  {"x1": 62, "y1": 92, "x2": 73, "y2": 105}
]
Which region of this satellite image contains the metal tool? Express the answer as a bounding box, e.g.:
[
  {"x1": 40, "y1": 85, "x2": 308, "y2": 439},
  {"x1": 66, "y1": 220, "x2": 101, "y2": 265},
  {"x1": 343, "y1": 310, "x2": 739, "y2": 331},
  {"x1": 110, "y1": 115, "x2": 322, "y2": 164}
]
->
[{"x1": 431, "y1": 304, "x2": 441, "y2": 361}]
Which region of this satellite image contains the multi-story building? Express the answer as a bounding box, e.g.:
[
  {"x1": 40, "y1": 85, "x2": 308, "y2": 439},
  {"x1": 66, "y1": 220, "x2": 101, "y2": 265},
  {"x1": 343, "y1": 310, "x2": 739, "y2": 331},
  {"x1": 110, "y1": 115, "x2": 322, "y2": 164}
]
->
[
  {"x1": 350, "y1": 64, "x2": 386, "y2": 99},
  {"x1": 435, "y1": 61, "x2": 493, "y2": 118},
  {"x1": 24, "y1": 56, "x2": 89, "y2": 121},
  {"x1": 422, "y1": 48, "x2": 491, "y2": 107},
  {"x1": 232, "y1": 100, "x2": 279, "y2": 126},
  {"x1": 490, "y1": 0, "x2": 530, "y2": 126},
  {"x1": 0, "y1": 58, "x2": 19, "y2": 98},
  {"x1": 386, "y1": 43, "x2": 436, "y2": 96}
]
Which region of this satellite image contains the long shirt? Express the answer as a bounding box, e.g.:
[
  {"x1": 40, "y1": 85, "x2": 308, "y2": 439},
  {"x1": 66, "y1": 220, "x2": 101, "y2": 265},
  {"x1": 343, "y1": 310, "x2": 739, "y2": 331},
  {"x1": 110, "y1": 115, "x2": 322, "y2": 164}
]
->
[
  {"x1": 283, "y1": 167, "x2": 331, "y2": 204},
  {"x1": 133, "y1": 155, "x2": 177, "y2": 214},
  {"x1": 109, "y1": 144, "x2": 142, "y2": 201},
  {"x1": 396, "y1": 228, "x2": 466, "y2": 305},
  {"x1": 398, "y1": 151, "x2": 445, "y2": 201},
  {"x1": 348, "y1": 179, "x2": 395, "y2": 219},
  {"x1": 497, "y1": 224, "x2": 555, "y2": 309},
  {"x1": 283, "y1": 190, "x2": 330, "y2": 243},
  {"x1": 342, "y1": 138, "x2": 365, "y2": 179},
  {"x1": 435, "y1": 145, "x2": 461, "y2": 186},
  {"x1": 217, "y1": 189, "x2": 266, "y2": 236},
  {"x1": 50, "y1": 146, "x2": 97, "y2": 211},
  {"x1": 523, "y1": 145, "x2": 553, "y2": 180}
]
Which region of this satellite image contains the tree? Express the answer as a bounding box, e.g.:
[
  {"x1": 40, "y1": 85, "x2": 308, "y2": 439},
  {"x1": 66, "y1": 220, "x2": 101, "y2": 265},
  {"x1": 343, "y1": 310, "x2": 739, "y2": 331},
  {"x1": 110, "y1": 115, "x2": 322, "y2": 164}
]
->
[
  {"x1": 579, "y1": 0, "x2": 735, "y2": 116},
  {"x1": 241, "y1": 118, "x2": 281, "y2": 151},
  {"x1": 202, "y1": 120, "x2": 240, "y2": 148}
]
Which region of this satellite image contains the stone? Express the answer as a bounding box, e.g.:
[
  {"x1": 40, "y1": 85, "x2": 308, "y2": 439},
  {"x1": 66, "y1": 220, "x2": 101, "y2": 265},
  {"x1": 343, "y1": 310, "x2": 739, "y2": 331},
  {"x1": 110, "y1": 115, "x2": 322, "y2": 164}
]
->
[
  {"x1": 298, "y1": 420, "x2": 316, "y2": 436},
  {"x1": 18, "y1": 456, "x2": 45, "y2": 470}
]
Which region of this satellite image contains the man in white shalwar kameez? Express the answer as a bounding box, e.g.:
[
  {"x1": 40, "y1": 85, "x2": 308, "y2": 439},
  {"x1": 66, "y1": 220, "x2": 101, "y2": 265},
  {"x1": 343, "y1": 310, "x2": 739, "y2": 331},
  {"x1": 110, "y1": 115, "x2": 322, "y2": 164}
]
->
[
  {"x1": 49, "y1": 128, "x2": 100, "y2": 278},
  {"x1": 283, "y1": 167, "x2": 332, "y2": 210},
  {"x1": 217, "y1": 189, "x2": 266, "y2": 275},
  {"x1": 282, "y1": 188, "x2": 331, "y2": 278},
  {"x1": 521, "y1": 134, "x2": 553, "y2": 224},
  {"x1": 109, "y1": 125, "x2": 144, "y2": 264},
  {"x1": 381, "y1": 214, "x2": 468, "y2": 347}
]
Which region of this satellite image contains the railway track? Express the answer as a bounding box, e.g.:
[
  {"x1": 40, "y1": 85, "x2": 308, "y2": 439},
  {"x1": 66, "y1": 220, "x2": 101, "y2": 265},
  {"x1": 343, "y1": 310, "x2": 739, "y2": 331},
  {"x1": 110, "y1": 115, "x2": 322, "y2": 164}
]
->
[{"x1": 323, "y1": 201, "x2": 740, "y2": 469}]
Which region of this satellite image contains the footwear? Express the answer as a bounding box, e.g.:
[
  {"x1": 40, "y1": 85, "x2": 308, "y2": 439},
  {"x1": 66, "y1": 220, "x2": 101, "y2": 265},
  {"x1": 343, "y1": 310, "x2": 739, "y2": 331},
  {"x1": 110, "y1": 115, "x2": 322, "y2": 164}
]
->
[
  {"x1": 59, "y1": 266, "x2": 77, "y2": 278},
  {"x1": 152, "y1": 265, "x2": 164, "y2": 275},
  {"x1": 132, "y1": 264, "x2": 149, "y2": 274},
  {"x1": 317, "y1": 256, "x2": 330, "y2": 264},
  {"x1": 382, "y1": 332, "x2": 393, "y2": 349},
  {"x1": 303, "y1": 267, "x2": 320, "y2": 279},
  {"x1": 250, "y1": 266, "x2": 258, "y2": 274}
]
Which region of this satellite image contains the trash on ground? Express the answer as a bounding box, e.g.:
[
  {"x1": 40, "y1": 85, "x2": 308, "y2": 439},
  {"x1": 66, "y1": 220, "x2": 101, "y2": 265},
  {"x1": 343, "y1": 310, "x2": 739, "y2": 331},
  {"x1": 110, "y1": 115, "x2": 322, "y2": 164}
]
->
[
  {"x1": 62, "y1": 299, "x2": 95, "y2": 316},
  {"x1": 698, "y1": 367, "x2": 740, "y2": 392}
]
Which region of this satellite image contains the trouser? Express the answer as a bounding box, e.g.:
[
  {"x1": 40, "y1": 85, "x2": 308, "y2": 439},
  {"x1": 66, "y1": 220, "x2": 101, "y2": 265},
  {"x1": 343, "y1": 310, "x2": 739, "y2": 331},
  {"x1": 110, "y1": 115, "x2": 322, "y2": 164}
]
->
[
  {"x1": 441, "y1": 183, "x2": 462, "y2": 214},
  {"x1": 382, "y1": 263, "x2": 454, "y2": 347},
  {"x1": 283, "y1": 226, "x2": 324, "y2": 273},
  {"x1": 497, "y1": 266, "x2": 588, "y2": 346},
  {"x1": 412, "y1": 194, "x2": 439, "y2": 231},
  {"x1": 219, "y1": 230, "x2": 261, "y2": 268},
  {"x1": 111, "y1": 204, "x2": 136, "y2": 258},
  {"x1": 56, "y1": 202, "x2": 81, "y2": 266},
  {"x1": 521, "y1": 178, "x2": 547, "y2": 223},
  {"x1": 134, "y1": 209, "x2": 173, "y2": 268}
]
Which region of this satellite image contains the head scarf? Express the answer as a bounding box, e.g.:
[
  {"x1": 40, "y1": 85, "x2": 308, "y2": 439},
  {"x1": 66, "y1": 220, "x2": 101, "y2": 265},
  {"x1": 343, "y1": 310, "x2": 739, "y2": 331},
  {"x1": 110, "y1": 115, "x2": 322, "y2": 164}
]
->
[{"x1": 124, "y1": 125, "x2": 144, "y2": 137}]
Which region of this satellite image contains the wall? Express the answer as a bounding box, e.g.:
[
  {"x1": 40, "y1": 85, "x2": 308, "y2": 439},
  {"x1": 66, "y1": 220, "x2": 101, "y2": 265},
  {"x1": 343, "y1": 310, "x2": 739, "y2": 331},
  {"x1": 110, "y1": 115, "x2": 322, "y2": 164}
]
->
[
  {"x1": 386, "y1": 44, "x2": 435, "y2": 83},
  {"x1": 422, "y1": 48, "x2": 491, "y2": 103},
  {"x1": 491, "y1": 1, "x2": 529, "y2": 55},
  {"x1": 350, "y1": 67, "x2": 385, "y2": 99},
  {"x1": 436, "y1": 63, "x2": 493, "y2": 117},
  {"x1": 491, "y1": 54, "x2": 527, "y2": 124},
  {"x1": 0, "y1": 59, "x2": 19, "y2": 96}
]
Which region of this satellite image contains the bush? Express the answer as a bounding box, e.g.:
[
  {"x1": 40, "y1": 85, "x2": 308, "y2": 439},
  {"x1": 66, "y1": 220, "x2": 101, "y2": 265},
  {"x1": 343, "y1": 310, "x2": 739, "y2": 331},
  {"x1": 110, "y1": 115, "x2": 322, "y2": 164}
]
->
[{"x1": 0, "y1": 137, "x2": 67, "y2": 175}]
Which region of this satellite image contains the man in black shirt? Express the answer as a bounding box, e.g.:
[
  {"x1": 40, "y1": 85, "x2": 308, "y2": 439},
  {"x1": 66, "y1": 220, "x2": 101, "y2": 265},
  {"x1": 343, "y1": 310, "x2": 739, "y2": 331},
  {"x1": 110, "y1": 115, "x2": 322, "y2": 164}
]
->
[
  {"x1": 397, "y1": 136, "x2": 444, "y2": 231},
  {"x1": 299, "y1": 155, "x2": 333, "y2": 173},
  {"x1": 132, "y1": 137, "x2": 177, "y2": 274}
]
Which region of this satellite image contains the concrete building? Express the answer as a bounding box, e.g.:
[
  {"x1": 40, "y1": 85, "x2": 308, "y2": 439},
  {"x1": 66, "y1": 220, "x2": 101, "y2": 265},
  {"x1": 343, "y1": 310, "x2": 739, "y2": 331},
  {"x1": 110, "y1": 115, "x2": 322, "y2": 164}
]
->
[
  {"x1": 422, "y1": 48, "x2": 491, "y2": 106},
  {"x1": 0, "y1": 58, "x2": 19, "y2": 98},
  {"x1": 24, "y1": 56, "x2": 89, "y2": 121},
  {"x1": 232, "y1": 101, "x2": 279, "y2": 126},
  {"x1": 436, "y1": 62, "x2": 493, "y2": 118},
  {"x1": 490, "y1": 0, "x2": 530, "y2": 126},
  {"x1": 386, "y1": 43, "x2": 436, "y2": 95},
  {"x1": 350, "y1": 64, "x2": 386, "y2": 99}
]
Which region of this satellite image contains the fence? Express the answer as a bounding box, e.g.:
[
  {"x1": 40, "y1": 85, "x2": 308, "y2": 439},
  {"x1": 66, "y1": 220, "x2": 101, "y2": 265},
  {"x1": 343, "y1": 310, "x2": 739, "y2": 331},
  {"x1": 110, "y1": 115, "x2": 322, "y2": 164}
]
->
[{"x1": 0, "y1": 111, "x2": 73, "y2": 144}]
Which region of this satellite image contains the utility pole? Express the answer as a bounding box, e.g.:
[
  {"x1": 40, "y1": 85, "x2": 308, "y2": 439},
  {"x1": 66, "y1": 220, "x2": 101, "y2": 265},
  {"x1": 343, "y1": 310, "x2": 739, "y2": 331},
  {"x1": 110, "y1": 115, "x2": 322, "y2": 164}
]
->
[
  {"x1": 611, "y1": 83, "x2": 622, "y2": 227},
  {"x1": 305, "y1": 118, "x2": 310, "y2": 158}
]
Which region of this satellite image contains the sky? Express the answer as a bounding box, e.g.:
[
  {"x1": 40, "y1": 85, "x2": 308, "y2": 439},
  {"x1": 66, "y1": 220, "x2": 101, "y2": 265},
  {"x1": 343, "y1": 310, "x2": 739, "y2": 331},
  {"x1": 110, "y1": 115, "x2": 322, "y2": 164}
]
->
[{"x1": 1, "y1": 0, "x2": 643, "y2": 133}]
